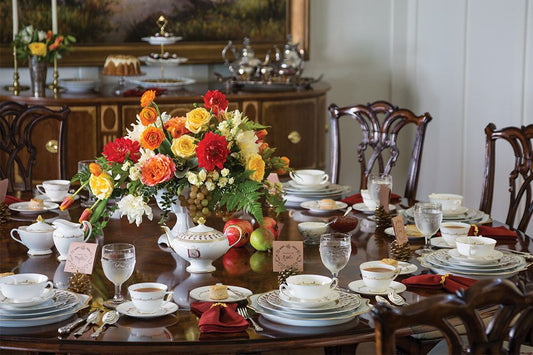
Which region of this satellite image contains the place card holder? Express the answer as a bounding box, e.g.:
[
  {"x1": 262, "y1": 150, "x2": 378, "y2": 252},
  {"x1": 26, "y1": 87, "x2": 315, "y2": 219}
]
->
[{"x1": 390, "y1": 215, "x2": 412, "y2": 261}]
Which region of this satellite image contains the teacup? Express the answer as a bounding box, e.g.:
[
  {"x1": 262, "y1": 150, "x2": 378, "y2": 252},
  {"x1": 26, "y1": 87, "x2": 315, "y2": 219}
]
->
[
  {"x1": 279, "y1": 274, "x2": 338, "y2": 300},
  {"x1": 36, "y1": 179, "x2": 70, "y2": 201},
  {"x1": 289, "y1": 169, "x2": 329, "y2": 186},
  {"x1": 297, "y1": 222, "x2": 328, "y2": 245},
  {"x1": 455, "y1": 236, "x2": 496, "y2": 258},
  {"x1": 128, "y1": 282, "x2": 173, "y2": 313},
  {"x1": 440, "y1": 222, "x2": 471, "y2": 246},
  {"x1": 360, "y1": 261, "x2": 400, "y2": 292},
  {"x1": 428, "y1": 193, "x2": 463, "y2": 211},
  {"x1": 360, "y1": 189, "x2": 377, "y2": 210},
  {"x1": 0, "y1": 273, "x2": 54, "y2": 300}
]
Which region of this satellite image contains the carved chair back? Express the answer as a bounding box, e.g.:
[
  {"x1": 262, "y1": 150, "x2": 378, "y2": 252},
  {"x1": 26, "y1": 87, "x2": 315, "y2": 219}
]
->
[
  {"x1": 328, "y1": 101, "x2": 432, "y2": 204},
  {"x1": 372, "y1": 278, "x2": 533, "y2": 355},
  {"x1": 479, "y1": 123, "x2": 533, "y2": 233},
  {"x1": 0, "y1": 101, "x2": 70, "y2": 192}
]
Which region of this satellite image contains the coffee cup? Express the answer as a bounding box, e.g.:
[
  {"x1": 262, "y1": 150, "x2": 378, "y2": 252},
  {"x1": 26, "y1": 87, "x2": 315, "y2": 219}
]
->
[
  {"x1": 289, "y1": 169, "x2": 329, "y2": 186},
  {"x1": 128, "y1": 282, "x2": 173, "y2": 313},
  {"x1": 279, "y1": 274, "x2": 337, "y2": 300},
  {"x1": 428, "y1": 193, "x2": 463, "y2": 211},
  {"x1": 360, "y1": 189, "x2": 377, "y2": 210},
  {"x1": 360, "y1": 261, "x2": 400, "y2": 292},
  {"x1": 0, "y1": 273, "x2": 54, "y2": 300},
  {"x1": 440, "y1": 222, "x2": 471, "y2": 246},
  {"x1": 455, "y1": 236, "x2": 496, "y2": 258},
  {"x1": 297, "y1": 222, "x2": 328, "y2": 245},
  {"x1": 36, "y1": 180, "x2": 70, "y2": 201}
]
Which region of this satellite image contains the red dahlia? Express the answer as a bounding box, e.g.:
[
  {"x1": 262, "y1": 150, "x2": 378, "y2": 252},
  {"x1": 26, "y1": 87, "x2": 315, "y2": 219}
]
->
[
  {"x1": 103, "y1": 137, "x2": 141, "y2": 164},
  {"x1": 203, "y1": 90, "x2": 228, "y2": 116},
  {"x1": 196, "y1": 132, "x2": 230, "y2": 172}
]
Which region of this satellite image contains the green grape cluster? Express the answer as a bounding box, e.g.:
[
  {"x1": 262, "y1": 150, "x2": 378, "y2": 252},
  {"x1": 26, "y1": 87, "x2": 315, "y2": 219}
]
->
[{"x1": 179, "y1": 185, "x2": 212, "y2": 223}]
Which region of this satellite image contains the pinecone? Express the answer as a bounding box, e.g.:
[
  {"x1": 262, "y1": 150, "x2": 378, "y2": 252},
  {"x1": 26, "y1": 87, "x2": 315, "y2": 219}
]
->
[
  {"x1": 0, "y1": 203, "x2": 10, "y2": 224},
  {"x1": 278, "y1": 267, "x2": 300, "y2": 286},
  {"x1": 68, "y1": 273, "x2": 92, "y2": 294},
  {"x1": 375, "y1": 205, "x2": 392, "y2": 231},
  {"x1": 390, "y1": 240, "x2": 412, "y2": 261}
]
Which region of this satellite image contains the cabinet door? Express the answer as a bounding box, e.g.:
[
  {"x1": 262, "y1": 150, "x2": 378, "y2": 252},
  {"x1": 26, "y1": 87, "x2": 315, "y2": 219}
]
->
[{"x1": 261, "y1": 98, "x2": 320, "y2": 169}]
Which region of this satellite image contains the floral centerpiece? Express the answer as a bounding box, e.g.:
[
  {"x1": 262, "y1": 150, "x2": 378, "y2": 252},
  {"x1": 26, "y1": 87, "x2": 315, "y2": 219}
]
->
[
  {"x1": 13, "y1": 25, "x2": 76, "y2": 63},
  {"x1": 61, "y1": 90, "x2": 290, "y2": 237}
]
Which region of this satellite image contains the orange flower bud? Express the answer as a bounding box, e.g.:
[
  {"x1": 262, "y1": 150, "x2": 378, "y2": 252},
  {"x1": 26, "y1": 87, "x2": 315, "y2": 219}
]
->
[
  {"x1": 89, "y1": 163, "x2": 102, "y2": 177},
  {"x1": 255, "y1": 129, "x2": 268, "y2": 140},
  {"x1": 259, "y1": 142, "x2": 269, "y2": 154},
  {"x1": 140, "y1": 90, "x2": 156, "y2": 108},
  {"x1": 276, "y1": 156, "x2": 290, "y2": 175},
  {"x1": 79, "y1": 208, "x2": 93, "y2": 223},
  {"x1": 59, "y1": 195, "x2": 75, "y2": 211}
]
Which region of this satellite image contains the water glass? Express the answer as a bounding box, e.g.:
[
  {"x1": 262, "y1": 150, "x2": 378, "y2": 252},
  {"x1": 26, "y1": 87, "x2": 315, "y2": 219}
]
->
[
  {"x1": 102, "y1": 243, "x2": 136, "y2": 308},
  {"x1": 368, "y1": 174, "x2": 393, "y2": 206},
  {"x1": 319, "y1": 233, "x2": 351, "y2": 279},
  {"x1": 414, "y1": 202, "x2": 443, "y2": 255}
]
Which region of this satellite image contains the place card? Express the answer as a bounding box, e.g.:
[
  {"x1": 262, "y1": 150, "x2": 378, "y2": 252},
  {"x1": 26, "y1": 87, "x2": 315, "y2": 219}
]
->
[
  {"x1": 273, "y1": 241, "x2": 303, "y2": 272},
  {"x1": 64, "y1": 242, "x2": 98, "y2": 274},
  {"x1": 392, "y1": 215, "x2": 408, "y2": 245},
  {"x1": 379, "y1": 185, "x2": 391, "y2": 212}
]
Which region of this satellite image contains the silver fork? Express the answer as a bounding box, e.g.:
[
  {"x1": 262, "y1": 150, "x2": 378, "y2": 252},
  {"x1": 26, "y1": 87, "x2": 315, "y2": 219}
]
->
[{"x1": 237, "y1": 306, "x2": 263, "y2": 332}]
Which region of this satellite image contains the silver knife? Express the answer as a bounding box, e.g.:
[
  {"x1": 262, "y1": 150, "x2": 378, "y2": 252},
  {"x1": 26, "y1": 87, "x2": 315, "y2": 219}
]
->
[{"x1": 58, "y1": 313, "x2": 88, "y2": 335}]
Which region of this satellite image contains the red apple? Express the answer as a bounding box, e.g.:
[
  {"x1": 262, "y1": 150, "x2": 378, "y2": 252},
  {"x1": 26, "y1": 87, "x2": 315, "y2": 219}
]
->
[
  {"x1": 222, "y1": 248, "x2": 251, "y2": 275},
  {"x1": 257, "y1": 216, "x2": 279, "y2": 240},
  {"x1": 250, "y1": 226, "x2": 275, "y2": 251},
  {"x1": 224, "y1": 218, "x2": 253, "y2": 248}
]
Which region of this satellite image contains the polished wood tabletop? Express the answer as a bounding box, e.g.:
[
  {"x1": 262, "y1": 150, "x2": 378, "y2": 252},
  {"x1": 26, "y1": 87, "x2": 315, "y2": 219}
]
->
[{"x1": 0, "y1": 199, "x2": 532, "y2": 354}]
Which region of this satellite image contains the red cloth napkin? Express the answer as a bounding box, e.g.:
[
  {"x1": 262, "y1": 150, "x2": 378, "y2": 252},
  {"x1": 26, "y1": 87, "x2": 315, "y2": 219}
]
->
[
  {"x1": 469, "y1": 225, "x2": 517, "y2": 242},
  {"x1": 190, "y1": 302, "x2": 249, "y2": 333},
  {"x1": 4, "y1": 195, "x2": 23, "y2": 205},
  {"x1": 341, "y1": 192, "x2": 402, "y2": 205},
  {"x1": 402, "y1": 274, "x2": 477, "y2": 293}
]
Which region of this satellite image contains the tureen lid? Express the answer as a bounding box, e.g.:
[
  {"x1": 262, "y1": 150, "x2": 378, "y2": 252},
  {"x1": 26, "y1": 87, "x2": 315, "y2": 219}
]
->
[
  {"x1": 176, "y1": 223, "x2": 225, "y2": 242},
  {"x1": 26, "y1": 216, "x2": 55, "y2": 232}
]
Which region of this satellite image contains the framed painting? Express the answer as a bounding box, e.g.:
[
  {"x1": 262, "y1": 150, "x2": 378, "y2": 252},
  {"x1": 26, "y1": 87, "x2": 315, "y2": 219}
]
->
[{"x1": 0, "y1": 0, "x2": 309, "y2": 67}]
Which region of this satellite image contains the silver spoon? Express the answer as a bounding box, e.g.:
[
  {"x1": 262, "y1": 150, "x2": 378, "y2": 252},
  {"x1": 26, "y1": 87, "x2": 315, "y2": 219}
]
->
[
  {"x1": 91, "y1": 310, "x2": 119, "y2": 338},
  {"x1": 74, "y1": 310, "x2": 101, "y2": 337},
  {"x1": 375, "y1": 295, "x2": 393, "y2": 306},
  {"x1": 326, "y1": 206, "x2": 354, "y2": 226},
  {"x1": 388, "y1": 288, "x2": 409, "y2": 306}
]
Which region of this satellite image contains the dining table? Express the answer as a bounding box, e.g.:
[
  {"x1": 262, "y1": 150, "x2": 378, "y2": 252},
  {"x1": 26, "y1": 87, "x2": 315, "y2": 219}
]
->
[{"x1": 0, "y1": 194, "x2": 532, "y2": 354}]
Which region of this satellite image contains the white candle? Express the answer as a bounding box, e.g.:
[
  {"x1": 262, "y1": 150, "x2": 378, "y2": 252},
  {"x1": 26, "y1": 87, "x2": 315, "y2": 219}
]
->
[
  {"x1": 12, "y1": 0, "x2": 18, "y2": 40},
  {"x1": 51, "y1": 0, "x2": 58, "y2": 33}
]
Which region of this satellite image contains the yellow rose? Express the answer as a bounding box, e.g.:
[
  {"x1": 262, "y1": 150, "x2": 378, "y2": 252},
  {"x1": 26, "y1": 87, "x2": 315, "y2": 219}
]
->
[
  {"x1": 28, "y1": 42, "x2": 46, "y2": 57},
  {"x1": 246, "y1": 153, "x2": 265, "y2": 182},
  {"x1": 171, "y1": 134, "x2": 196, "y2": 158},
  {"x1": 89, "y1": 172, "x2": 114, "y2": 200},
  {"x1": 185, "y1": 108, "x2": 211, "y2": 134}
]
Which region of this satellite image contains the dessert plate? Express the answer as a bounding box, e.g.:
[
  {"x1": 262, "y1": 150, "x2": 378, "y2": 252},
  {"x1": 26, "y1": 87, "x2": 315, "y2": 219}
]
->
[
  {"x1": 9, "y1": 202, "x2": 59, "y2": 213},
  {"x1": 116, "y1": 301, "x2": 178, "y2": 318},
  {"x1": 278, "y1": 290, "x2": 340, "y2": 308},
  {"x1": 138, "y1": 56, "x2": 188, "y2": 66},
  {"x1": 352, "y1": 203, "x2": 396, "y2": 214},
  {"x1": 263, "y1": 290, "x2": 359, "y2": 312},
  {"x1": 300, "y1": 200, "x2": 348, "y2": 214},
  {"x1": 430, "y1": 237, "x2": 455, "y2": 248},
  {"x1": 384, "y1": 226, "x2": 424, "y2": 240},
  {"x1": 0, "y1": 287, "x2": 54, "y2": 308},
  {"x1": 189, "y1": 285, "x2": 252, "y2": 303},
  {"x1": 448, "y1": 248, "x2": 503, "y2": 265},
  {"x1": 347, "y1": 280, "x2": 407, "y2": 296}
]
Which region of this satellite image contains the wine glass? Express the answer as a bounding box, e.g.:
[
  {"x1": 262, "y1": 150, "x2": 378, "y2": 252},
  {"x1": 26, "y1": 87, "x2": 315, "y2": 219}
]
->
[
  {"x1": 414, "y1": 202, "x2": 443, "y2": 255},
  {"x1": 368, "y1": 173, "x2": 393, "y2": 207},
  {"x1": 101, "y1": 243, "x2": 136, "y2": 308},
  {"x1": 78, "y1": 159, "x2": 97, "y2": 208},
  {"x1": 319, "y1": 233, "x2": 351, "y2": 280}
]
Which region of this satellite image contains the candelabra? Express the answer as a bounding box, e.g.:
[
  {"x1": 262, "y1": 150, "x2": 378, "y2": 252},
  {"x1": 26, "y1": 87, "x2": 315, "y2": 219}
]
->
[{"x1": 4, "y1": 45, "x2": 29, "y2": 95}]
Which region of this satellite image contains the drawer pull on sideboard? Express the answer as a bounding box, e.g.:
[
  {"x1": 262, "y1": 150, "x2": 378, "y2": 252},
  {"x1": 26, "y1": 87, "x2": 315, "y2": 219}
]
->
[
  {"x1": 288, "y1": 131, "x2": 301, "y2": 144},
  {"x1": 45, "y1": 139, "x2": 58, "y2": 153}
]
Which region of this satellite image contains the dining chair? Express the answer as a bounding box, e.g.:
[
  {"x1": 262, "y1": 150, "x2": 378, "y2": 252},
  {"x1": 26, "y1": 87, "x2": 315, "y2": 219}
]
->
[
  {"x1": 479, "y1": 123, "x2": 533, "y2": 233},
  {"x1": 0, "y1": 101, "x2": 70, "y2": 192},
  {"x1": 372, "y1": 278, "x2": 533, "y2": 355},
  {"x1": 328, "y1": 101, "x2": 432, "y2": 205}
]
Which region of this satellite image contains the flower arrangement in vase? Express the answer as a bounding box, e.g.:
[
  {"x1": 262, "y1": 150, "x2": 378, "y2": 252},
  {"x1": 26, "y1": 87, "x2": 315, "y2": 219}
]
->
[
  {"x1": 61, "y1": 90, "x2": 290, "y2": 237},
  {"x1": 13, "y1": 25, "x2": 76, "y2": 64}
]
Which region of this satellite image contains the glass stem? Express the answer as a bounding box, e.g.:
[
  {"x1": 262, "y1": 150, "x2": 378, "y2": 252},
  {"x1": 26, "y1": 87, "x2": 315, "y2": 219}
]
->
[{"x1": 114, "y1": 283, "x2": 122, "y2": 300}]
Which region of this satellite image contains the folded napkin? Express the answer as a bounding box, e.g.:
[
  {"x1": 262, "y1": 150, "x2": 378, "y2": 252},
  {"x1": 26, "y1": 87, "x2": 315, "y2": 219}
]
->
[
  {"x1": 190, "y1": 302, "x2": 249, "y2": 333},
  {"x1": 469, "y1": 225, "x2": 518, "y2": 242},
  {"x1": 402, "y1": 274, "x2": 477, "y2": 294},
  {"x1": 4, "y1": 195, "x2": 23, "y2": 205},
  {"x1": 341, "y1": 192, "x2": 402, "y2": 205}
]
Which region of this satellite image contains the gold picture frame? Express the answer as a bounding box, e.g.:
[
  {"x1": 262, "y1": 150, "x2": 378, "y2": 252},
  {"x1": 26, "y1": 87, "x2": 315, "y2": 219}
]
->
[{"x1": 0, "y1": 0, "x2": 309, "y2": 68}]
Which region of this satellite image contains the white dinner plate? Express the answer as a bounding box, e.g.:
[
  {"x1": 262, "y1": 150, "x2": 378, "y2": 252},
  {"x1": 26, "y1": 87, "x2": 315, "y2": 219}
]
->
[
  {"x1": 0, "y1": 290, "x2": 78, "y2": 316},
  {"x1": 278, "y1": 290, "x2": 340, "y2": 308},
  {"x1": 448, "y1": 248, "x2": 504, "y2": 265},
  {"x1": 0, "y1": 287, "x2": 54, "y2": 308},
  {"x1": 116, "y1": 301, "x2": 178, "y2": 319},
  {"x1": 8, "y1": 201, "x2": 59, "y2": 213},
  {"x1": 347, "y1": 280, "x2": 407, "y2": 296},
  {"x1": 189, "y1": 285, "x2": 252, "y2": 303},
  {"x1": 384, "y1": 226, "x2": 425, "y2": 240},
  {"x1": 300, "y1": 200, "x2": 348, "y2": 214},
  {"x1": 263, "y1": 290, "x2": 360, "y2": 313},
  {"x1": 430, "y1": 237, "x2": 455, "y2": 248},
  {"x1": 352, "y1": 203, "x2": 396, "y2": 214}
]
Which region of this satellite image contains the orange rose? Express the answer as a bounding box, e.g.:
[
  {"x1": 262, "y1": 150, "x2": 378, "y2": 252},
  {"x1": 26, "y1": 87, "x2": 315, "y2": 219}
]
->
[
  {"x1": 140, "y1": 126, "x2": 165, "y2": 150},
  {"x1": 141, "y1": 154, "x2": 176, "y2": 186},
  {"x1": 276, "y1": 156, "x2": 290, "y2": 175},
  {"x1": 140, "y1": 90, "x2": 156, "y2": 108},
  {"x1": 164, "y1": 116, "x2": 189, "y2": 138},
  {"x1": 139, "y1": 106, "x2": 158, "y2": 126},
  {"x1": 89, "y1": 163, "x2": 102, "y2": 177}
]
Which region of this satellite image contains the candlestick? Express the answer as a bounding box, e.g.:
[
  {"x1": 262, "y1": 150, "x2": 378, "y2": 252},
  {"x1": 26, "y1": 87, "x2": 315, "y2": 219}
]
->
[
  {"x1": 12, "y1": 0, "x2": 18, "y2": 40},
  {"x1": 51, "y1": 0, "x2": 58, "y2": 33},
  {"x1": 4, "y1": 45, "x2": 29, "y2": 94}
]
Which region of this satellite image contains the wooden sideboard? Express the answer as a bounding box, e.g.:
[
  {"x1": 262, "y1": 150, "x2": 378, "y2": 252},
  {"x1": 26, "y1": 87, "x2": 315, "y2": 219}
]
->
[{"x1": 0, "y1": 82, "x2": 330, "y2": 183}]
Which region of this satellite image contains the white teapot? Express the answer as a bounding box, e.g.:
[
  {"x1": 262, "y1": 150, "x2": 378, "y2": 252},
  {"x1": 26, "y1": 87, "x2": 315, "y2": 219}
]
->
[
  {"x1": 52, "y1": 219, "x2": 92, "y2": 261},
  {"x1": 163, "y1": 223, "x2": 242, "y2": 273}
]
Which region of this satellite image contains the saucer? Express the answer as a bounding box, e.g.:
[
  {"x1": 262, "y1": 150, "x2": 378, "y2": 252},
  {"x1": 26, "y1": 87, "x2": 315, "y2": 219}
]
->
[
  {"x1": 352, "y1": 203, "x2": 396, "y2": 214},
  {"x1": 398, "y1": 261, "x2": 418, "y2": 275},
  {"x1": 116, "y1": 301, "x2": 178, "y2": 318},
  {"x1": 0, "y1": 287, "x2": 54, "y2": 308},
  {"x1": 448, "y1": 248, "x2": 503, "y2": 264},
  {"x1": 35, "y1": 194, "x2": 79, "y2": 203},
  {"x1": 442, "y1": 206, "x2": 469, "y2": 216},
  {"x1": 289, "y1": 180, "x2": 329, "y2": 190},
  {"x1": 430, "y1": 237, "x2": 455, "y2": 248},
  {"x1": 347, "y1": 280, "x2": 407, "y2": 295},
  {"x1": 9, "y1": 202, "x2": 59, "y2": 214},
  {"x1": 278, "y1": 290, "x2": 340, "y2": 307},
  {"x1": 300, "y1": 200, "x2": 348, "y2": 214}
]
